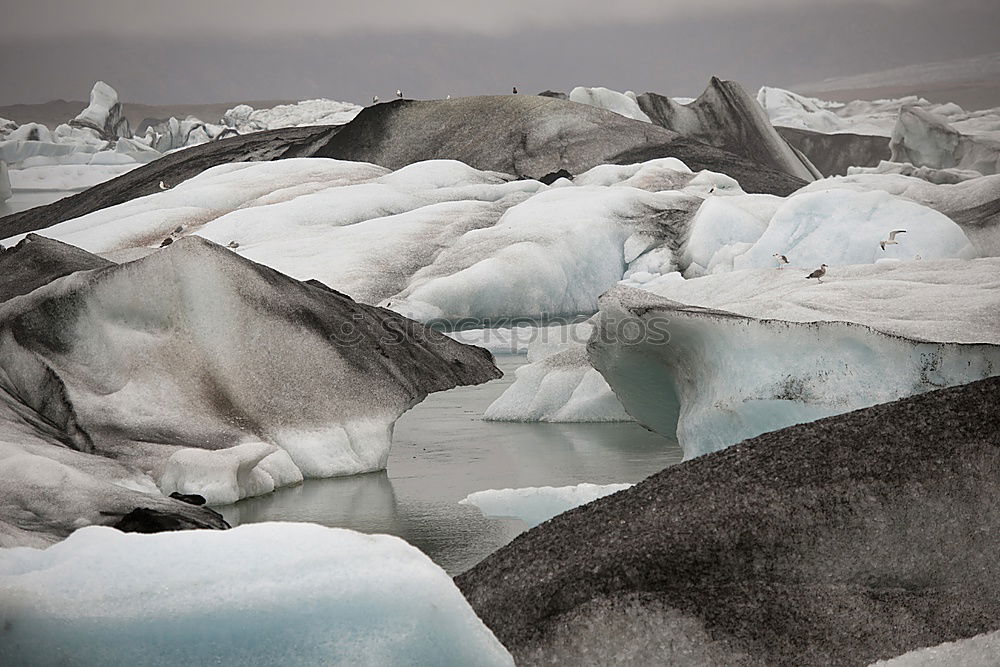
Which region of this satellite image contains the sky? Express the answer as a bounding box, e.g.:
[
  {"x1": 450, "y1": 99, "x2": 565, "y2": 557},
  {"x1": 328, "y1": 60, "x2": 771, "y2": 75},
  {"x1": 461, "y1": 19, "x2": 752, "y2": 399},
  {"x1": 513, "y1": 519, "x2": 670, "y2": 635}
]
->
[{"x1": 0, "y1": 0, "x2": 997, "y2": 106}]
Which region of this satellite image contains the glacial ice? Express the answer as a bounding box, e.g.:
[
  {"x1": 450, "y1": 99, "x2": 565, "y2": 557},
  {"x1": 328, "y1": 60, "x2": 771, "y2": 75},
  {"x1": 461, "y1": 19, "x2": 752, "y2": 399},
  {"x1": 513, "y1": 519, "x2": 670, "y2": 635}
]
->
[
  {"x1": 869, "y1": 630, "x2": 1000, "y2": 667},
  {"x1": 0, "y1": 523, "x2": 514, "y2": 666},
  {"x1": 460, "y1": 483, "x2": 633, "y2": 528},
  {"x1": 589, "y1": 259, "x2": 1000, "y2": 458},
  {"x1": 847, "y1": 160, "x2": 984, "y2": 184},
  {"x1": 637, "y1": 79, "x2": 821, "y2": 181},
  {"x1": 222, "y1": 98, "x2": 363, "y2": 132},
  {"x1": 568, "y1": 86, "x2": 651, "y2": 123},
  {"x1": 890, "y1": 105, "x2": 1000, "y2": 176},
  {"x1": 483, "y1": 321, "x2": 631, "y2": 422},
  {"x1": 0, "y1": 234, "x2": 499, "y2": 543},
  {"x1": 69, "y1": 81, "x2": 130, "y2": 140},
  {"x1": 793, "y1": 172, "x2": 1000, "y2": 256},
  {"x1": 757, "y1": 86, "x2": 1000, "y2": 138}
]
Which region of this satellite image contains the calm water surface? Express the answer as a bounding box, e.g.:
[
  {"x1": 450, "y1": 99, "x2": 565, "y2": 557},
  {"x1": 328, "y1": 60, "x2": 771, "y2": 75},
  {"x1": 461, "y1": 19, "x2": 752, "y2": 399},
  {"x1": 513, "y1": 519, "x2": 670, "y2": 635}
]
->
[{"x1": 220, "y1": 354, "x2": 683, "y2": 574}]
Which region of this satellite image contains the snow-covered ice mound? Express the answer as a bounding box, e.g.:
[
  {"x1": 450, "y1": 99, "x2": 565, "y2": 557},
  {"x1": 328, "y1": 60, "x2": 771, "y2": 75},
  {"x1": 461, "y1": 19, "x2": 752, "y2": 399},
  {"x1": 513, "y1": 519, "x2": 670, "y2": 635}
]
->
[
  {"x1": 0, "y1": 234, "x2": 499, "y2": 544},
  {"x1": 2, "y1": 157, "x2": 726, "y2": 325},
  {"x1": 793, "y1": 172, "x2": 1000, "y2": 256},
  {"x1": 460, "y1": 483, "x2": 633, "y2": 528},
  {"x1": 0, "y1": 523, "x2": 514, "y2": 666},
  {"x1": 682, "y1": 186, "x2": 975, "y2": 278},
  {"x1": 10, "y1": 155, "x2": 972, "y2": 329},
  {"x1": 589, "y1": 259, "x2": 1000, "y2": 458}
]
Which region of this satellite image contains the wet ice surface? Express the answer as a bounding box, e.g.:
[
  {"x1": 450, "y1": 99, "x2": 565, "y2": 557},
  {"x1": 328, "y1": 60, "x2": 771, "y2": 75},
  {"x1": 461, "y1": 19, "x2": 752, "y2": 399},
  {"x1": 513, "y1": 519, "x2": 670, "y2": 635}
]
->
[{"x1": 219, "y1": 355, "x2": 682, "y2": 574}]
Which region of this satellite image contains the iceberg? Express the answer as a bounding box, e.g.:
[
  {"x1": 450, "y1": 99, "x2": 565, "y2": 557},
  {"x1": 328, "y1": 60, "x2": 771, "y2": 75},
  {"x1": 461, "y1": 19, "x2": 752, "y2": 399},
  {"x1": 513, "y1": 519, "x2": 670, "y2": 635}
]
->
[
  {"x1": 637, "y1": 78, "x2": 820, "y2": 181},
  {"x1": 457, "y1": 376, "x2": 1000, "y2": 665},
  {"x1": 483, "y1": 320, "x2": 631, "y2": 423},
  {"x1": 890, "y1": 105, "x2": 1000, "y2": 176},
  {"x1": 460, "y1": 483, "x2": 633, "y2": 528},
  {"x1": 0, "y1": 523, "x2": 514, "y2": 666},
  {"x1": 0, "y1": 234, "x2": 499, "y2": 544},
  {"x1": 589, "y1": 259, "x2": 1000, "y2": 458},
  {"x1": 69, "y1": 81, "x2": 130, "y2": 141}
]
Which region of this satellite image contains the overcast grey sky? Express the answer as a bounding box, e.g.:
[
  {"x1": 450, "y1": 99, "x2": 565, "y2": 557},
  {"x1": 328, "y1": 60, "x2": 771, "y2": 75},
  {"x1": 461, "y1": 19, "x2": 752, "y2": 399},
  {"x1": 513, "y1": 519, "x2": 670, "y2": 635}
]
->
[{"x1": 1, "y1": 0, "x2": 997, "y2": 105}]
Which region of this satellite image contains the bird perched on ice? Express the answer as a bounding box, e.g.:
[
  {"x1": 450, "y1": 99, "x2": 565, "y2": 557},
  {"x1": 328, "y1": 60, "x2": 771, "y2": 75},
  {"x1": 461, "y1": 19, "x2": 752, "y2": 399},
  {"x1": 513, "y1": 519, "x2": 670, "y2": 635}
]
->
[
  {"x1": 372, "y1": 95, "x2": 379, "y2": 104},
  {"x1": 772, "y1": 253, "x2": 789, "y2": 268},
  {"x1": 158, "y1": 180, "x2": 170, "y2": 190},
  {"x1": 396, "y1": 89, "x2": 403, "y2": 98},
  {"x1": 880, "y1": 229, "x2": 906, "y2": 251},
  {"x1": 512, "y1": 86, "x2": 518, "y2": 94},
  {"x1": 805, "y1": 264, "x2": 828, "y2": 283}
]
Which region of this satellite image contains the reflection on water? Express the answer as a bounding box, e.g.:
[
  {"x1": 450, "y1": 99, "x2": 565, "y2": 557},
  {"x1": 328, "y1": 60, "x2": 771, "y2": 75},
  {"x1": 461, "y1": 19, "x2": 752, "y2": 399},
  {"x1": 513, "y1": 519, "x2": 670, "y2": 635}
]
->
[
  {"x1": 0, "y1": 190, "x2": 72, "y2": 217},
  {"x1": 221, "y1": 354, "x2": 683, "y2": 574}
]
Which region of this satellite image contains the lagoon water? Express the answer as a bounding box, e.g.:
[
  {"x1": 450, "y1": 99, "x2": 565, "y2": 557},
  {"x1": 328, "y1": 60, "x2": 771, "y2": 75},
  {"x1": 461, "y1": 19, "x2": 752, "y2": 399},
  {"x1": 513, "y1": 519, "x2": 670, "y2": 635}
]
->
[{"x1": 220, "y1": 354, "x2": 683, "y2": 574}]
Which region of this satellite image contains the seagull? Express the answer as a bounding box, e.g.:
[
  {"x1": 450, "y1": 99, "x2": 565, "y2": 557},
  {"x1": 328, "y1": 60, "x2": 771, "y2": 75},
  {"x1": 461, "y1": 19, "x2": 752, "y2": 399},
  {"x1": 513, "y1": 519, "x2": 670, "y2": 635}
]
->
[
  {"x1": 396, "y1": 89, "x2": 403, "y2": 99},
  {"x1": 226, "y1": 240, "x2": 240, "y2": 249},
  {"x1": 372, "y1": 95, "x2": 379, "y2": 104},
  {"x1": 512, "y1": 86, "x2": 518, "y2": 94},
  {"x1": 446, "y1": 94, "x2": 451, "y2": 99},
  {"x1": 880, "y1": 229, "x2": 906, "y2": 251},
  {"x1": 772, "y1": 253, "x2": 789, "y2": 268},
  {"x1": 158, "y1": 180, "x2": 170, "y2": 190},
  {"x1": 805, "y1": 264, "x2": 828, "y2": 283}
]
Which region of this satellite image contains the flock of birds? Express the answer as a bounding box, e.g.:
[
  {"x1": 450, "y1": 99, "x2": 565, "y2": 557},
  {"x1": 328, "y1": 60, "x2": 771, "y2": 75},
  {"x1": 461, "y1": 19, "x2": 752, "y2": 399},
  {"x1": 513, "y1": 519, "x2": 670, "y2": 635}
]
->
[{"x1": 773, "y1": 230, "x2": 907, "y2": 284}]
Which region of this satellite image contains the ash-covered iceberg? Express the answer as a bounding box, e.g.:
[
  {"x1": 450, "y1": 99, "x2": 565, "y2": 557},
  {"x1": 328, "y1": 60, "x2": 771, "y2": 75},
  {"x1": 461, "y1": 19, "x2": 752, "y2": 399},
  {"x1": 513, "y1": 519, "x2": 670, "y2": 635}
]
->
[
  {"x1": 457, "y1": 376, "x2": 1000, "y2": 665},
  {"x1": 589, "y1": 259, "x2": 1000, "y2": 458},
  {"x1": 0, "y1": 523, "x2": 514, "y2": 666},
  {"x1": 636, "y1": 78, "x2": 820, "y2": 181},
  {"x1": 0, "y1": 234, "x2": 499, "y2": 545}
]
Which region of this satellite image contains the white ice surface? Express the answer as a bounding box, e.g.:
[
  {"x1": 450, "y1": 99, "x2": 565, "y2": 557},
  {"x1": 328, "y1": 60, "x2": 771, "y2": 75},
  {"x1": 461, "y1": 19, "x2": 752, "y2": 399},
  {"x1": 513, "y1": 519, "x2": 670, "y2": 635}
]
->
[
  {"x1": 0, "y1": 523, "x2": 514, "y2": 666},
  {"x1": 757, "y1": 86, "x2": 1000, "y2": 138},
  {"x1": 71, "y1": 81, "x2": 122, "y2": 136},
  {"x1": 569, "y1": 86, "x2": 651, "y2": 123},
  {"x1": 460, "y1": 483, "x2": 633, "y2": 528},
  {"x1": 484, "y1": 321, "x2": 631, "y2": 422},
  {"x1": 868, "y1": 630, "x2": 1000, "y2": 667},
  {"x1": 222, "y1": 98, "x2": 363, "y2": 131}
]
